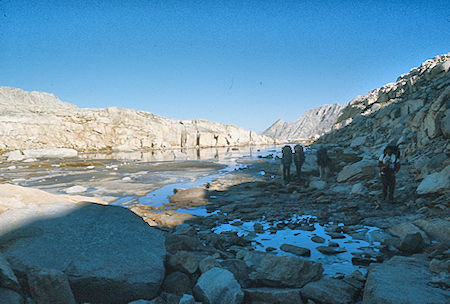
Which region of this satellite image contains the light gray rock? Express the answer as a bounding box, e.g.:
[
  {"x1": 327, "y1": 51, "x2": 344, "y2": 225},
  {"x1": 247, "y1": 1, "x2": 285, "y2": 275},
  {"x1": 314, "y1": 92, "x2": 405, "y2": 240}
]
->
[
  {"x1": 27, "y1": 268, "x2": 76, "y2": 304},
  {"x1": 243, "y1": 287, "x2": 303, "y2": 304},
  {"x1": 22, "y1": 148, "x2": 78, "y2": 159},
  {"x1": 193, "y1": 267, "x2": 244, "y2": 304},
  {"x1": 0, "y1": 254, "x2": 21, "y2": 292},
  {"x1": 301, "y1": 277, "x2": 359, "y2": 304},
  {"x1": 362, "y1": 255, "x2": 450, "y2": 304},
  {"x1": 413, "y1": 218, "x2": 450, "y2": 246},
  {"x1": 0, "y1": 202, "x2": 166, "y2": 303},
  {"x1": 337, "y1": 159, "x2": 375, "y2": 182},
  {"x1": 416, "y1": 166, "x2": 450, "y2": 194},
  {"x1": 351, "y1": 183, "x2": 368, "y2": 195},
  {"x1": 169, "y1": 187, "x2": 209, "y2": 204},
  {"x1": 388, "y1": 222, "x2": 430, "y2": 244},
  {"x1": 4, "y1": 150, "x2": 25, "y2": 161}
]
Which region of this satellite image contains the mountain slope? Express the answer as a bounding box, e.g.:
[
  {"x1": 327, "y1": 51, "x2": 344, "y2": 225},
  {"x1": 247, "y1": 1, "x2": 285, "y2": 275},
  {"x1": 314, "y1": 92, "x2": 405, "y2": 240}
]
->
[
  {"x1": 262, "y1": 104, "x2": 344, "y2": 140},
  {"x1": 0, "y1": 87, "x2": 273, "y2": 152}
]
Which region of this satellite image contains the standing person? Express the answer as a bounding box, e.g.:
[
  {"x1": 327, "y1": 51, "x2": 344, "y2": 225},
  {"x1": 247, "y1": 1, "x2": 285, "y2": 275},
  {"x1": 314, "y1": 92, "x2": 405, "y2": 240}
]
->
[
  {"x1": 316, "y1": 146, "x2": 330, "y2": 180},
  {"x1": 378, "y1": 145, "x2": 400, "y2": 202},
  {"x1": 294, "y1": 144, "x2": 305, "y2": 180},
  {"x1": 281, "y1": 145, "x2": 293, "y2": 183}
]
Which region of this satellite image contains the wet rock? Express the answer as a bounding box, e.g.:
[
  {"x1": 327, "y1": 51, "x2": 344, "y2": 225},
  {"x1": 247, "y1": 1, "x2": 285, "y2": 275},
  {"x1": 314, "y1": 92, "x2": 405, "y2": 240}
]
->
[
  {"x1": 0, "y1": 288, "x2": 24, "y2": 304},
  {"x1": 362, "y1": 255, "x2": 450, "y2": 304},
  {"x1": 162, "y1": 271, "x2": 192, "y2": 296},
  {"x1": 327, "y1": 232, "x2": 346, "y2": 239},
  {"x1": 280, "y1": 244, "x2": 311, "y2": 257},
  {"x1": 243, "y1": 252, "x2": 323, "y2": 288},
  {"x1": 170, "y1": 187, "x2": 209, "y2": 204},
  {"x1": 244, "y1": 287, "x2": 303, "y2": 304},
  {"x1": 316, "y1": 246, "x2": 346, "y2": 255},
  {"x1": 27, "y1": 268, "x2": 76, "y2": 304},
  {"x1": 0, "y1": 254, "x2": 21, "y2": 292},
  {"x1": 253, "y1": 223, "x2": 265, "y2": 233},
  {"x1": 168, "y1": 251, "x2": 200, "y2": 275},
  {"x1": 311, "y1": 236, "x2": 326, "y2": 243},
  {"x1": 413, "y1": 218, "x2": 450, "y2": 246},
  {"x1": 301, "y1": 277, "x2": 359, "y2": 304},
  {"x1": 193, "y1": 267, "x2": 244, "y2": 304}
]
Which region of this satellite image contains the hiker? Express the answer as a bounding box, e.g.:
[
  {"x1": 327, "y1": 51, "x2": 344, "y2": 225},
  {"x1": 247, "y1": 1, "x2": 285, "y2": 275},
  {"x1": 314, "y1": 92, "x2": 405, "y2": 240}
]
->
[
  {"x1": 316, "y1": 146, "x2": 330, "y2": 180},
  {"x1": 294, "y1": 144, "x2": 305, "y2": 179},
  {"x1": 281, "y1": 145, "x2": 293, "y2": 183},
  {"x1": 378, "y1": 145, "x2": 400, "y2": 202}
]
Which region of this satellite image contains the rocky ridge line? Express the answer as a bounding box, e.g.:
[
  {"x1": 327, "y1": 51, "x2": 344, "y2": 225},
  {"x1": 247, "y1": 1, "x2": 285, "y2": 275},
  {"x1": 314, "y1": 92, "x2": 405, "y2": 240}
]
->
[
  {"x1": 0, "y1": 87, "x2": 274, "y2": 152},
  {"x1": 262, "y1": 103, "x2": 344, "y2": 141}
]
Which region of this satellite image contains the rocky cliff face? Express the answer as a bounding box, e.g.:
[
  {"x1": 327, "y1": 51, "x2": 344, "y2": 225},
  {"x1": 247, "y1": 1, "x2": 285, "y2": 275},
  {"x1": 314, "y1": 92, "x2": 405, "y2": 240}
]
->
[
  {"x1": 262, "y1": 104, "x2": 344, "y2": 141},
  {"x1": 0, "y1": 87, "x2": 273, "y2": 152},
  {"x1": 316, "y1": 53, "x2": 450, "y2": 180}
]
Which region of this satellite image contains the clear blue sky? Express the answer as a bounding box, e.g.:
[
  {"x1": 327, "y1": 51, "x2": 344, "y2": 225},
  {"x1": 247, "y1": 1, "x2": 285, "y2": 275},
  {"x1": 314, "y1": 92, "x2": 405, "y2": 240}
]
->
[{"x1": 1, "y1": 1, "x2": 449, "y2": 133}]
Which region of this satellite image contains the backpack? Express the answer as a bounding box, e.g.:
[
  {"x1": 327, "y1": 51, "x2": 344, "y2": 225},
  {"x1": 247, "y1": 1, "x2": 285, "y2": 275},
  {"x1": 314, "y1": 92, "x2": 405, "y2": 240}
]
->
[
  {"x1": 383, "y1": 144, "x2": 400, "y2": 171},
  {"x1": 317, "y1": 147, "x2": 329, "y2": 166},
  {"x1": 294, "y1": 144, "x2": 305, "y2": 163},
  {"x1": 282, "y1": 145, "x2": 292, "y2": 164}
]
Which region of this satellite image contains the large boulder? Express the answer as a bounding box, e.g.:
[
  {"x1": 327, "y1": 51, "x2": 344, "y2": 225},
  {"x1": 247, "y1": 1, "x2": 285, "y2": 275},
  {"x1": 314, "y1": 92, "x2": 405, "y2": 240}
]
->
[
  {"x1": 416, "y1": 166, "x2": 450, "y2": 194},
  {"x1": 243, "y1": 252, "x2": 323, "y2": 288},
  {"x1": 362, "y1": 255, "x2": 450, "y2": 304},
  {"x1": 0, "y1": 185, "x2": 166, "y2": 304},
  {"x1": 413, "y1": 218, "x2": 450, "y2": 246},
  {"x1": 337, "y1": 159, "x2": 375, "y2": 182},
  {"x1": 193, "y1": 267, "x2": 244, "y2": 304}
]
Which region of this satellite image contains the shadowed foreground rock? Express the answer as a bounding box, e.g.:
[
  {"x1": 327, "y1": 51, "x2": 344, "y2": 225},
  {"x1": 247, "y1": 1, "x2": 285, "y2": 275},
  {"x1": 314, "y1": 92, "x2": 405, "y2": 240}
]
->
[
  {"x1": 0, "y1": 197, "x2": 166, "y2": 303},
  {"x1": 362, "y1": 255, "x2": 450, "y2": 304}
]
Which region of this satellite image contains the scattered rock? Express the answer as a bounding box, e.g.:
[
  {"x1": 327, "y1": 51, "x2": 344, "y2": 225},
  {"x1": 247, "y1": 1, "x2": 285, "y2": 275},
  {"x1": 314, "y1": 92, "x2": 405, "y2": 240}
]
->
[
  {"x1": 244, "y1": 287, "x2": 303, "y2": 304},
  {"x1": 280, "y1": 244, "x2": 311, "y2": 257},
  {"x1": 316, "y1": 246, "x2": 346, "y2": 255}
]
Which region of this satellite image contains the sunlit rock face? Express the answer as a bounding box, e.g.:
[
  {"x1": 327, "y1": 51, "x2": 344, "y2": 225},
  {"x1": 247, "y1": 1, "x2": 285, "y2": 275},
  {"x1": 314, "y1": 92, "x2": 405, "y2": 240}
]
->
[
  {"x1": 313, "y1": 53, "x2": 450, "y2": 192},
  {"x1": 0, "y1": 87, "x2": 273, "y2": 152},
  {"x1": 262, "y1": 103, "x2": 344, "y2": 141}
]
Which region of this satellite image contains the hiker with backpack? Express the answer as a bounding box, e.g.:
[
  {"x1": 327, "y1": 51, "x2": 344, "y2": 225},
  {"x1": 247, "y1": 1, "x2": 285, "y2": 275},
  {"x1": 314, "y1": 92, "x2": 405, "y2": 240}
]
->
[
  {"x1": 281, "y1": 145, "x2": 293, "y2": 183},
  {"x1": 294, "y1": 144, "x2": 305, "y2": 179},
  {"x1": 316, "y1": 146, "x2": 330, "y2": 180},
  {"x1": 378, "y1": 145, "x2": 400, "y2": 202}
]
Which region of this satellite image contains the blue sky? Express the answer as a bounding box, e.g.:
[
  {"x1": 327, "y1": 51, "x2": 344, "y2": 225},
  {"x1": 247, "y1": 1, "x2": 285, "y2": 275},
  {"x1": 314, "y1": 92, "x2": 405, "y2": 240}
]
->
[{"x1": 1, "y1": 1, "x2": 449, "y2": 133}]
